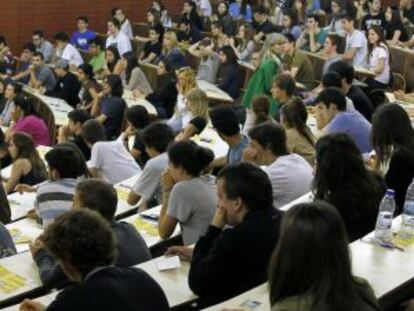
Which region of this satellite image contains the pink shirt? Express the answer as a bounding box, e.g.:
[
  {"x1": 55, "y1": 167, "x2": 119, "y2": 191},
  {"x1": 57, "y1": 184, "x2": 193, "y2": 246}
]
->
[{"x1": 14, "y1": 115, "x2": 51, "y2": 146}]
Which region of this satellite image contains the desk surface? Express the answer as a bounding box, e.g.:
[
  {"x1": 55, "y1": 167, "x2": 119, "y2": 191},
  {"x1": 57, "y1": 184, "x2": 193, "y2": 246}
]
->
[
  {"x1": 123, "y1": 90, "x2": 158, "y2": 115},
  {"x1": 354, "y1": 66, "x2": 375, "y2": 77},
  {"x1": 191, "y1": 126, "x2": 228, "y2": 158},
  {"x1": 197, "y1": 80, "x2": 234, "y2": 103}
]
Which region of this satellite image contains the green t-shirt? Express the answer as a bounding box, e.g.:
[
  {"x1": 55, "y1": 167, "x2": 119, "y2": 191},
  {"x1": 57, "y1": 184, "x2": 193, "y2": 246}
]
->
[
  {"x1": 89, "y1": 51, "x2": 105, "y2": 73},
  {"x1": 303, "y1": 29, "x2": 328, "y2": 52},
  {"x1": 283, "y1": 50, "x2": 315, "y2": 82}
]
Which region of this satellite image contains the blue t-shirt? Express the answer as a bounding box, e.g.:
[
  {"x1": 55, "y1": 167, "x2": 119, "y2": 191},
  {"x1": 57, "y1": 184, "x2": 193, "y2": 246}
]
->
[
  {"x1": 228, "y1": 134, "x2": 249, "y2": 165},
  {"x1": 229, "y1": 3, "x2": 252, "y2": 21},
  {"x1": 70, "y1": 30, "x2": 96, "y2": 50},
  {"x1": 327, "y1": 111, "x2": 372, "y2": 154}
]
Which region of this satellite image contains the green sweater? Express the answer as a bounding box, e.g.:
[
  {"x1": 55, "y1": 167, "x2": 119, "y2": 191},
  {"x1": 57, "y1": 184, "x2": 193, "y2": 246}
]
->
[{"x1": 242, "y1": 58, "x2": 280, "y2": 117}]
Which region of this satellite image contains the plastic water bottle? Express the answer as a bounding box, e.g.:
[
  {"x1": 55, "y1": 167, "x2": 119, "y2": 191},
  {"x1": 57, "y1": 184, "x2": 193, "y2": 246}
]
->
[
  {"x1": 374, "y1": 189, "x2": 396, "y2": 242},
  {"x1": 399, "y1": 178, "x2": 414, "y2": 239}
]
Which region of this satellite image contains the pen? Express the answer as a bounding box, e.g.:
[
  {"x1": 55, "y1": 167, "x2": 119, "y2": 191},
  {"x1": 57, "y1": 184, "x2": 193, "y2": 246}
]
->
[{"x1": 379, "y1": 241, "x2": 405, "y2": 252}]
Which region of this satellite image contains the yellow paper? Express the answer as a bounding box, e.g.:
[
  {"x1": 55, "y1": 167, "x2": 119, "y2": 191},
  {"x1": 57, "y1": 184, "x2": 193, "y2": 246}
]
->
[
  {"x1": 8, "y1": 228, "x2": 32, "y2": 244},
  {"x1": 0, "y1": 265, "x2": 27, "y2": 294},
  {"x1": 116, "y1": 187, "x2": 129, "y2": 202},
  {"x1": 132, "y1": 218, "x2": 158, "y2": 236},
  {"x1": 393, "y1": 235, "x2": 414, "y2": 248}
]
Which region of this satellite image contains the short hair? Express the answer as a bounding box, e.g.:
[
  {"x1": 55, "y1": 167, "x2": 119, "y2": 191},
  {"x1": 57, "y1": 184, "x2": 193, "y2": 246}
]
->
[
  {"x1": 78, "y1": 64, "x2": 94, "y2": 80},
  {"x1": 141, "y1": 122, "x2": 174, "y2": 153},
  {"x1": 342, "y1": 14, "x2": 355, "y2": 22},
  {"x1": 42, "y1": 209, "x2": 117, "y2": 278},
  {"x1": 273, "y1": 74, "x2": 296, "y2": 96},
  {"x1": 81, "y1": 119, "x2": 107, "y2": 144},
  {"x1": 33, "y1": 30, "x2": 44, "y2": 38},
  {"x1": 248, "y1": 122, "x2": 288, "y2": 156},
  {"x1": 253, "y1": 5, "x2": 267, "y2": 15},
  {"x1": 108, "y1": 18, "x2": 121, "y2": 29},
  {"x1": 322, "y1": 71, "x2": 343, "y2": 88},
  {"x1": 88, "y1": 37, "x2": 103, "y2": 48},
  {"x1": 125, "y1": 106, "x2": 149, "y2": 130},
  {"x1": 315, "y1": 87, "x2": 347, "y2": 111},
  {"x1": 307, "y1": 14, "x2": 320, "y2": 23},
  {"x1": 168, "y1": 141, "x2": 214, "y2": 176},
  {"x1": 45, "y1": 147, "x2": 82, "y2": 179},
  {"x1": 76, "y1": 179, "x2": 118, "y2": 221},
  {"x1": 77, "y1": 16, "x2": 89, "y2": 23},
  {"x1": 22, "y1": 42, "x2": 36, "y2": 53},
  {"x1": 210, "y1": 106, "x2": 240, "y2": 136},
  {"x1": 327, "y1": 34, "x2": 342, "y2": 49},
  {"x1": 54, "y1": 32, "x2": 70, "y2": 42},
  {"x1": 105, "y1": 75, "x2": 123, "y2": 97},
  {"x1": 284, "y1": 33, "x2": 296, "y2": 44},
  {"x1": 218, "y1": 162, "x2": 274, "y2": 210},
  {"x1": 32, "y1": 51, "x2": 44, "y2": 60},
  {"x1": 68, "y1": 109, "x2": 92, "y2": 125},
  {"x1": 328, "y1": 60, "x2": 354, "y2": 84}
]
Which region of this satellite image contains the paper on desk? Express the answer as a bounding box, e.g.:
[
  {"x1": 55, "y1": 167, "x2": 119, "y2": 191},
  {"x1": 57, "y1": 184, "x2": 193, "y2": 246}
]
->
[
  {"x1": 132, "y1": 217, "x2": 158, "y2": 236},
  {"x1": 0, "y1": 265, "x2": 32, "y2": 296},
  {"x1": 8, "y1": 228, "x2": 32, "y2": 244},
  {"x1": 156, "y1": 256, "x2": 181, "y2": 271}
]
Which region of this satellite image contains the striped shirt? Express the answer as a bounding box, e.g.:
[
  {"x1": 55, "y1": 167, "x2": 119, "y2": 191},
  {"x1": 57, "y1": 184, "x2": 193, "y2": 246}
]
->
[{"x1": 35, "y1": 178, "x2": 78, "y2": 227}]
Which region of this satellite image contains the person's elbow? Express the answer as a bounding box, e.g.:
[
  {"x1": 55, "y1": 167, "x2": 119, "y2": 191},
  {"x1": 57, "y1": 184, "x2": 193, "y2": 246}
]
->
[{"x1": 158, "y1": 218, "x2": 176, "y2": 240}]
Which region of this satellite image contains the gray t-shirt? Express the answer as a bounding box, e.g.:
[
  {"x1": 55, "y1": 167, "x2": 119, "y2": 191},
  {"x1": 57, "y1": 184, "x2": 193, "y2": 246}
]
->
[
  {"x1": 132, "y1": 153, "x2": 168, "y2": 203},
  {"x1": 196, "y1": 54, "x2": 220, "y2": 84},
  {"x1": 167, "y1": 175, "x2": 217, "y2": 245},
  {"x1": 345, "y1": 30, "x2": 368, "y2": 68},
  {"x1": 35, "y1": 66, "x2": 57, "y2": 91}
]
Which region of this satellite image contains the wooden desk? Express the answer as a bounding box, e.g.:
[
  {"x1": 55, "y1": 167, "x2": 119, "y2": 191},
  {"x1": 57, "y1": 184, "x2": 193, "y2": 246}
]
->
[
  {"x1": 203, "y1": 283, "x2": 269, "y2": 311},
  {"x1": 122, "y1": 90, "x2": 158, "y2": 116},
  {"x1": 197, "y1": 79, "x2": 234, "y2": 104}
]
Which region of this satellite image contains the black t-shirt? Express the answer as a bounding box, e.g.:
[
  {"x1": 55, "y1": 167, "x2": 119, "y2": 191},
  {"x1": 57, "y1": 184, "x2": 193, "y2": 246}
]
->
[
  {"x1": 46, "y1": 72, "x2": 82, "y2": 108},
  {"x1": 72, "y1": 134, "x2": 91, "y2": 161},
  {"x1": 99, "y1": 96, "x2": 127, "y2": 140},
  {"x1": 403, "y1": 6, "x2": 414, "y2": 24},
  {"x1": 347, "y1": 85, "x2": 374, "y2": 121},
  {"x1": 143, "y1": 42, "x2": 162, "y2": 60},
  {"x1": 361, "y1": 12, "x2": 386, "y2": 32},
  {"x1": 385, "y1": 19, "x2": 409, "y2": 42},
  {"x1": 132, "y1": 134, "x2": 150, "y2": 168},
  {"x1": 253, "y1": 19, "x2": 280, "y2": 34}
]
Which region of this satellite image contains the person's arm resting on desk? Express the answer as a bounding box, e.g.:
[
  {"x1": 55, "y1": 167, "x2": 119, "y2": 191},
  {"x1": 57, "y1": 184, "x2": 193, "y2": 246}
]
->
[{"x1": 158, "y1": 169, "x2": 178, "y2": 239}]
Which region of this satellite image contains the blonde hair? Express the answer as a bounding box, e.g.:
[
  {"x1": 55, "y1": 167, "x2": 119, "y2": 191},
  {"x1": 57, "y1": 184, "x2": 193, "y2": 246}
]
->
[
  {"x1": 177, "y1": 67, "x2": 196, "y2": 96},
  {"x1": 262, "y1": 33, "x2": 285, "y2": 60},
  {"x1": 163, "y1": 31, "x2": 179, "y2": 52},
  {"x1": 186, "y1": 88, "x2": 209, "y2": 120}
]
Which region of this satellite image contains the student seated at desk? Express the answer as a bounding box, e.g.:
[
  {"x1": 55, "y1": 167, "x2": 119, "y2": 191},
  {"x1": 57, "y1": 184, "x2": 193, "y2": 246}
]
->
[
  {"x1": 229, "y1": 23, "x2": 255, "y2": 62},
  {"x1": 280, "y1": 98, "x2": 316, "y2": 166},
  {"x1": 181, "y1": 0, "x2": 204, "y2": 32},
  {"x1": 188, "y1": 39, "x2": 220, "y2": 84},
  {"x1": 243, "y1": 95, "x2": 274, "y2": 134},
  {"x1": 135, "y1": 8, "x2": 165, "y2": 44},
  {"x1": 177, "y1": 20, "x2": 204, "y2": 44},
  {"x1": 82, "y1": 119, "x2": 141, "y2": 184},
  {"x1": 0, "y1": 82, "x2": 22, "y2": 127},
  {"x1": 328, "y1": 60, "x2": 374, "y2": 121},
  {"x1": 45, "y1": 59, "x2": 82, "y2": 109},
  {"x1": 119, "y1": 52, "x2": 153, "y2": 95},
  {"x1": 384, "y1": 6, "x2": 409, "y2": 46},
  {"x1": 88, "y1": 37, "x2": 106, "y2": 75},
  {"x1": 112, "y1": 7, "x2": 134, "y2": 39},
  {"x1": 296, "y1": 14, "x2": 328, "y2": 53},
  {"x1": 320, "y1": 71, "x2": 356, "y2": 111},
  {"x1": 210, "y1": 1, "x2": 237, "y2": 36},
  {"x1": 8, "y1": 95, "x2": 51, "y2": 146},
  {"x1": 70, "y1": 16, "x2": 96, "y2": 51},
  {"x1": 371, "y1": 104, "x2": 414, "y2": 214},
  {"x1": 281, "y1": 10, "x2": 302, "y2": 41},
  {"x1": 139, "y1": 26, "x2": 163, "y2": 64},
  {"x1": 167, "y1": 87, "x2": 209, "y2": 133},
  {"x1": 30, "y1": 179, "x2": 151, "y2": 289},
  {"x1": 105, "y1": 18, "x2": 132, "y2": 56},
  {"x1": 268, "y1": 201, "x2": 381, "y2": 311},
  {"x1": 53, "y1": 32, "x2": 84, "y2": 68},
  {"x1": 160, "y1": 141, "x2": 216, "y2": 245},
  {"x1": 161, "y1": 31, "x2": 187, "y2": 70},
  {"x1": 229, "y1": 0, "x2": 252, "y2": 21},
  {"x1": 313, "y1": 133, "x2": 385, "y2": 241},
  {"x1": 58, "y1": 110, "x2": 92, "y2": 160},
  {"x1": 321, "y1": 34, "x2": 342, "y2": 75},
  {"x1": 270, "y1": 73, "x2": 296, "y2": 115},
  {"x1": 210, "y1": 106, "x2": 249, "y2": 167},
  {"x1": 244, "y1": 122, "x2": 313, "y2": 208},
  {"x1": 283, "y1": 34, "x2": 315, "y2": 83},
  {"x1": 92, "y1": 75, "x2": 126, "y2": 140},
  {"x1": 128, "y1": 122, "x2": 174, "y2": 209},
  {"x1": 342, "y1": 15, "x2": 368, "y2": 68},
  {"x1": 4, "y1": 133, "x2": 47, "y2": 194},
  {"x1": 166, "y1": 163, "x2": 282, "y2": 306},
  {"x1": 32, "y1": 30, "x2": 54, "y2": 64},
  {"x1": 252, "y1": 5, "x2": 280, "y2": 43},
  {"x1": 28, "y1": 52, "x2": 57, "y2": 93},
  {"x1": 314, "y1": 87, "x2": 372, "y2": 154},
  {"x1": 140, "y1": 60, "x2": 177, "y2": 119},
  {"x1": 217, "y1": 46, "x2": 241, "y2": 100},
  {"x1": 76, "y1": 63, "x2": 101, "y2": 112},
  {"x1": 10, "y1": 42, "x2": 36, "y2": 84},
  {"x1": 102, "y1": 46, "x2": 123, "y2": 77},
  {"x1": 21, "y1": 209, "x2": 169, "y2": 311}
]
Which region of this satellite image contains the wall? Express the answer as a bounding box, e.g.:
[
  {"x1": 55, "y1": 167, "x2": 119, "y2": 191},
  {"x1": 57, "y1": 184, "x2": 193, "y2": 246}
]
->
[{"x1": 0, "y1": 0, "x2": 182, "y2": 53}]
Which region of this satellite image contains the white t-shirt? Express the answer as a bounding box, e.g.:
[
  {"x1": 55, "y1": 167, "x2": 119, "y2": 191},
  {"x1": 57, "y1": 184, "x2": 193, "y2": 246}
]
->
[
  {"x1": 106, "y1": 31, "x2": 132, "y2": 56},
  {"x1": 132, "y1": 152, "x2": 168, "y2": 203},
  {"x1": 345, "y1": 30, "x2": 368, "y2": 68},
  {"x1": 121, "y1": 19, "x2": 134, "y2": 39},
  {"x1": 263, "y1": 154, "x2": 313, "y2": 208},
  {"x1": 196, "y1": 0, "x2": 212, "y2": 16},
  {"x1": 57, "y1": 44, "x2": 84, "y2": 67},
  {"x1": 369, "y1": 44, "x2": 390, "y2": 85},
  {"x1": 167, "y1": 175, "x2": 217, "y2": 245},
  {"x1": 90, "y1": 136, "x2": 141, "y2": 184}
]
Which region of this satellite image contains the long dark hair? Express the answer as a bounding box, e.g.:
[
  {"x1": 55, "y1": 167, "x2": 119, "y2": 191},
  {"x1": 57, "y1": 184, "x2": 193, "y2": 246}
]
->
[
  {"x1": 14, "y1": 95, "x2": 39, "y2": 117},
  {"x1": 367, "y1": 25, "x2": 389, "y2": 59},
  {"x1": 280, "y1": 98, "x2": 315, "y2": 147},
  {"x1": 11, "y1": 132, "x2": 47, "y2": 180},
  {"x1": 371, "y1": 104, "x2": 414, "y2": 169},
  {"x1": 106, "y1": 46, "x2": 120, "y2": 73},
  {"x1": 122, "y1": 51, "x2": 139, "y2": 84},
  {"x1": 219, "y1": 45, "x2": 238, "y2": 64},
  {"x1": 269, "y1": 201, "x2": 379, "y2": 311},
  {"x1": 313, "y1": 133, "x2": 384, "y2": 240},
  {"x1": 252, "y1": 96, "x2": 271, "y2": 125}
]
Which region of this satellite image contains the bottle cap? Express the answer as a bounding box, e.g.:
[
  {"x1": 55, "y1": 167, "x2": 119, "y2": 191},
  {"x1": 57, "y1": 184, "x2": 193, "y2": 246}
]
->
[{"x1": 386, "y1": 189, "x2": 395, "y2": 197}]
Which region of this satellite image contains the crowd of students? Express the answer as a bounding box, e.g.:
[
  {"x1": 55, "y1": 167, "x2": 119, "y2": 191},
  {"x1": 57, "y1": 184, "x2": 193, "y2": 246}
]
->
[{"x1": 0, "y1": 0, "x2": 412, "y2": 310}]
